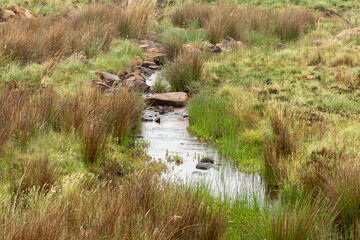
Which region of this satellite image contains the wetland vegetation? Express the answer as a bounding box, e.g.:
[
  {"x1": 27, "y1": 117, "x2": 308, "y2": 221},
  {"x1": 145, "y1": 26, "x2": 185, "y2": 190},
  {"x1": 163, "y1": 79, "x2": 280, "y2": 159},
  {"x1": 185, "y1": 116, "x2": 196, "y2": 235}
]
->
[{"x1": 0, "y1": 0, "x2": 360, "y2": 239}]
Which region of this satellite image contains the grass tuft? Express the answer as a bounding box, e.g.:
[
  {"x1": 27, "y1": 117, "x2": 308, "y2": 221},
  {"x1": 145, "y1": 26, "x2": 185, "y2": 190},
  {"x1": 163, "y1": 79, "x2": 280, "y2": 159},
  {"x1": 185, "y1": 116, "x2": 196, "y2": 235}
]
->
[{"x1": 166, "y1": 51, "x2": 205, "y2": 93}]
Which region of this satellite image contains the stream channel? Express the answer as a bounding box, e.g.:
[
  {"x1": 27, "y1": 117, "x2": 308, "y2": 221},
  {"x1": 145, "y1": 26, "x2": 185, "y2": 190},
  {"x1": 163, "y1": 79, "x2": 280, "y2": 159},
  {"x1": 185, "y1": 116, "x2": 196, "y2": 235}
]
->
[{"x1": 137, "y1": 71, "x2": 266, "y2": 201}]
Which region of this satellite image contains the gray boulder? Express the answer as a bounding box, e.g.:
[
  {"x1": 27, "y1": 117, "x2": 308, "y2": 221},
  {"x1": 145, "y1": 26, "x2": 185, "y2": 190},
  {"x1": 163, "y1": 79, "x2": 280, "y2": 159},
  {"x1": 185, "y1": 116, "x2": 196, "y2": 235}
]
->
[{"x1": 196, "y1": 162, "x2": 212, "y2": 170}]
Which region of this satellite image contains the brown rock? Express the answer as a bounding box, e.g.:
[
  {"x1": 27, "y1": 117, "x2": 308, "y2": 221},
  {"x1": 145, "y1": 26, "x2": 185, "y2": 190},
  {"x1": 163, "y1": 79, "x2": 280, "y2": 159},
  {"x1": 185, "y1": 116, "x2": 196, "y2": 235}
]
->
[
  {"x1": 185, "y1": 44, "x2": 200, "y2": 55},
  {"x1": 311, "y1": 40, "x2": 323, "y2": 46},
  {"x1": 216, "y1": 38, "x2": 244, "y2": 52},
  {"x1": 133, "y1": 72, "x2": 144, "y2": 81},
  {"x1": 335, "y1": 28, "x2": 360, "y2": 40},
  {"x1": 268, "y1": 86, "x2": 278, "y2": 94},
  {"x1": 204, "y1": 41, "x2": 221, "y2": 53},
  {"x1": 124, "y1": 77, "x2": 149, "y2": 92},
  {"x1": 10, "y1": 5, "x2": 38, "y2": 20},
  {"x1": 146, "y1": 92, "x2": 188, "y2": 107},
  {"x1": 92, "y1": 70, "x2": 120, "y2": 87},
  {"x1": 277, "y1": 43, "x2": 287, "y2": 49},
  {"x1": 0, "y1": 9, "x2": 16, "y2": 22},
  {"x1": 130, "y1": 56, "x2": 143, "y2": 71},
  {"x1": 142, "y1": 61, "x2": 157, "y2": 68},
  {"x1": 146, "y1": 47, "x2": 166, "y2": 65}
]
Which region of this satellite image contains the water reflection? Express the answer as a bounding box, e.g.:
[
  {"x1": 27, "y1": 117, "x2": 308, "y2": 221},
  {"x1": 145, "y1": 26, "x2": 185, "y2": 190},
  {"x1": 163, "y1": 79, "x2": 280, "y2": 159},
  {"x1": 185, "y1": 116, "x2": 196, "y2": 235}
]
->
[{"x1": 139, "y1": 107, "x2": 266, "y2": 201}]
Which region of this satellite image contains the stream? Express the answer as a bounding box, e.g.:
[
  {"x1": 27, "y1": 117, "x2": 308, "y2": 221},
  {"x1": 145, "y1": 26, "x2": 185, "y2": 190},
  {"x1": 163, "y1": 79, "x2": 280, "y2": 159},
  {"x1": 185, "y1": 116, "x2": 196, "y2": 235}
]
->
[{"x1": 138, "y1": 71, "x2": 266, "y2": 201}]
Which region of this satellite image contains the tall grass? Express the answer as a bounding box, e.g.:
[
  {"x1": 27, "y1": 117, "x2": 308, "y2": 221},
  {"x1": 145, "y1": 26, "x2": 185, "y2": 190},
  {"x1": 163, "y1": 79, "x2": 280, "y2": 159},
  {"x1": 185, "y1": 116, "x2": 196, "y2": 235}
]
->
[
  {"x1": 201, "y1": 4, "x2": 317, "y2": 44},
  {"x1": 161, "y1": 34, "x2": 184, "y2": 60},
  {"x1": 80, "y1": 116, "x2": 108, "y2": 165},
  {"x1": 166, "y1": 51, "x2": 205, "y2": 93},
  {"x1": 169, "y1": 2, "x2": 212, "y2": 28},
  {"x1": 264, "y1": 109, "x2": 300, "y2": 186},
  {"x1": 260, "y1": 196, "x2": 336, "y2": 240},
  {"x1": 0, "y1": 89, "x2": 39, "y2": 150},
  {"x1": 103, "y1": 87, "x2": 144, "y2": 144},
  {"x1": 204, "y1": 4, "x2": 240, "y2": 44},
  {"x1": 8, "y1": 156, "x2": 57, "y2": 196},
  {"x1": 0, "y1": 86, "x2": 144, "y2": 162},
  {"x1": 322, "y1": 161, "x2": 360, "y2": 237},
  {"x1": 0, "y1": 171, "x2": 228, "y2": 239},
  {"x1": 272, "y1": 8, "x2": 318, "y2": 41},
  {"x1": 0, "y1": 3, "x2": 153, "y2": 63}
]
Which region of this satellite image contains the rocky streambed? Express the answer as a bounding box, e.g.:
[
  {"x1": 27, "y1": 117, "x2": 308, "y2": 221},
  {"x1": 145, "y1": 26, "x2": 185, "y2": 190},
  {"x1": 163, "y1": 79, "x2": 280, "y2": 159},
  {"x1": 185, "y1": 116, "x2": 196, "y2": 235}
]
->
[
  {"x1": 91, "y1": 40, "x2": 266, "y2": 200},
  {"x1": 138, "y1": 71, "x2": 266, "y2": 200}
]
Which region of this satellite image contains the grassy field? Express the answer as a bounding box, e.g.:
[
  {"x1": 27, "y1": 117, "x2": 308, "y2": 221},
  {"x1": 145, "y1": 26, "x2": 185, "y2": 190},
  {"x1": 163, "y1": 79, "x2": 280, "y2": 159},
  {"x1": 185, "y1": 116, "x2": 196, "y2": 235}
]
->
[{"x1": 1, "y1": 0, "x2": 360, "y2": 239}]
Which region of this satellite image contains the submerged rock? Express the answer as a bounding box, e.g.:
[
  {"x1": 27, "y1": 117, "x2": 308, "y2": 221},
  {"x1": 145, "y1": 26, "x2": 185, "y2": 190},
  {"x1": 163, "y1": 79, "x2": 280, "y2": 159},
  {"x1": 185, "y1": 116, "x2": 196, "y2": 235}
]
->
[
  {"x1": 142, "y1": 116, "x2": 153, "y2": 122},
  {"x1": 146, "y1": 92, "x2": 188, "y2": 107},
  {"x1": 192, "y1": 171, "x2": 206, "y2": 176},
  {"x1": 196, "y1": 162, "x2": 213, "y2": 170},
  {"x1": 200, "y1": 157, "x2": 215, "y2": 164}
]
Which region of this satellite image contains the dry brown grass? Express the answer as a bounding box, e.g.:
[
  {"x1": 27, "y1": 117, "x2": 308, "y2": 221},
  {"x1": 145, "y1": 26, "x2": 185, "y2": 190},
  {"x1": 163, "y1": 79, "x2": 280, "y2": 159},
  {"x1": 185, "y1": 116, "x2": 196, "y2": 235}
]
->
[
  {"x1": 169, "y1": 2, "x2": 212, "y2": 28},
  {"x1": 0, "y1": 171, "x2": 227, "y2": 239},
  {"x1": 80, "y1": 116, "x2": 108, "y2": 165},
  {"x1": 322, "y1": 161, "x2": 360, "y2": 236},
  {"x1": 203, "y1": 4, "x2": 317, "y2": 44},
  {"x1": 59, "y1": 87, "x2": 143, "y2": 161},
  {"x1": 103, "y1": 87, "x2": 144, "y2": 144},
  {"x1": 0, "y1": 85, "x2": 144, "y2": 163},
  {"x1": 0, "y1": 3, "x2": 153, "y2": 63},
  {"x1": 0, "y1": 88, "x2": 39, "y2": 150},
  {"x1": 8, "y1": 156, "x2": 57, "y2": 196},
  {"x1": 271, "y1": 8, "x2": 318, "y2": 41},
  {"x1": 204, "y1": 3, "x2": 240, "y2": 44},
  {"x1": 264, "y1": 109, "x2": 301, "y2": 185},
  {"x1": 59, "y1": 87, "x2": 102, "y2": 132}
]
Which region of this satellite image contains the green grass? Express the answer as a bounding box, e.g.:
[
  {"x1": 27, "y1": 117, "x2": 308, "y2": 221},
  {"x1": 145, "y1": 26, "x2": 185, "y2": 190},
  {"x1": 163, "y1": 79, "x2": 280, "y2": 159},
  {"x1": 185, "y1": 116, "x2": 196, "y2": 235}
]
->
[
  {"x1": 91, "y1": 40, "x2": 144, "y2": 73},
  {"x1": 188, "y1": 89, "x2": 263, "y2": 173},
  {"x1": 157, "y1": 27, "x2": 209, "y2": 44},
  {"x1": 1, "y1": 40, "x2": 143, "y2": 93},
  {"x1": 1, "y1": 0, "x2": 360, "y2": 238}
]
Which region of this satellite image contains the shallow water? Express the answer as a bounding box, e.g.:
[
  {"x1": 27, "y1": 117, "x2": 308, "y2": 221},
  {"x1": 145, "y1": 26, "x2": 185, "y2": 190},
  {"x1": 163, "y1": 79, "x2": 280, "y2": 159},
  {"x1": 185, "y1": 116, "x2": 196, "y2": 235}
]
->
[{"x1": 139, "y1": 71, "x2": 266, "y2": 200}]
